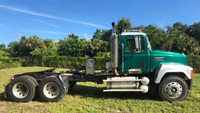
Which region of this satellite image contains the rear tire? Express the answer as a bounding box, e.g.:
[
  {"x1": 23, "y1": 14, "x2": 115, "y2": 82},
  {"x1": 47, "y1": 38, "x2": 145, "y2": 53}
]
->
[
  {"x1": 7, "y1": 76, "x2": 36, "y2": 102},
  {"x1": 159, "y1": 76, "x2": 188, "y2": 101},
  {"x1": 38, "y1": 77, "x2": 64, "y2": 102},
  {"x1": 23, "y1": 76, "x2": 38, "y2": 86}
]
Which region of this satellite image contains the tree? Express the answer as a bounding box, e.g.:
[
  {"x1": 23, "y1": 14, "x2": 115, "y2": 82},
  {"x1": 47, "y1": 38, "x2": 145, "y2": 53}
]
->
[
  {"x1": 58, "y1": 34, "x2": 85, "y2": 57},
  {"x1": 101, "y1": 29, "x2": 112, "y2": 42},
  {"x1": 172, "y1": 22, "x2": 187, "y2": 33},
  {"x1": 139, "y1": 25, "x2": 166, "y2": 50},
  {"x1": 7, "y1": 41, "x2": 20, "y2": 57},
  {"x1": 92, "y1": 29, "x2": 101, "y2": 40},
  {"x1": 116, "y1": 18, "x2": 131, "y2": 35},
  {"x1": 186, "y1": 22, "x2": 200, "y2": 43},
  {"x1": 89, "y1": 29, "x2": 111, "y2": 57},
  {"x1": 31, "y1": 39, "x2": 58, "y2": 57},
  {"x1": 80, "y1": 38, "x2": 92, "y2": 56},
  {"x1": 0, "y1": 44, "x2": 5, "y2": 50},
  {"x1": 18, "y1": 35, "x2": 44, "y2": 56}
]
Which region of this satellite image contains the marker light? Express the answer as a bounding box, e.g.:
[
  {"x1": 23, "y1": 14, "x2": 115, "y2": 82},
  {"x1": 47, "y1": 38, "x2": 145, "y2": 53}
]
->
[
  {"x1": 191, "y1": 70, "x2": 193, "y2": 77},
  {"x1": 124, "y1": 74, "x2": 128, "y2": 76},
  {"x1": 115, "y1": 72, "x2": 119, "y2": 76}
]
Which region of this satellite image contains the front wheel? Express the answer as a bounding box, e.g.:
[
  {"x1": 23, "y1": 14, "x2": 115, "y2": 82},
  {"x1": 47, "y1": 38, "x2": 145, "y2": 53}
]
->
[{"x1": 159, "y1": 76, "x2": 188, "y2": 101}]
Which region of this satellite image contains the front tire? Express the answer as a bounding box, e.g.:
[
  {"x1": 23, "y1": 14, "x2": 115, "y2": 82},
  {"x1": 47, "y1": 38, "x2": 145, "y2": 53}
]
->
[
  {"x1": 159, "y1": 76, "x2": 188, "y2": 101},
  {"x1": 38, "y1": 77, "x2": 64, "y2": 102}
]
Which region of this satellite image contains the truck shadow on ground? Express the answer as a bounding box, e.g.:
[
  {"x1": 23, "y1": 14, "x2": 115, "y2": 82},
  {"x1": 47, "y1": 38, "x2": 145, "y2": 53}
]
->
[
  {"x1": 0, "y1": 84, "x2": 161, "y2": 102},
  {"x1": 68, "y1": 84, "x2": 161, "y2": 101}
]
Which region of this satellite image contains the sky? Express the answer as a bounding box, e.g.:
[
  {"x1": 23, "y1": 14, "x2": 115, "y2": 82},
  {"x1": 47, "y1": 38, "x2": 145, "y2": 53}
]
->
[{"x1": 0, "y1": 0, "x2": 200, "y2": 46}]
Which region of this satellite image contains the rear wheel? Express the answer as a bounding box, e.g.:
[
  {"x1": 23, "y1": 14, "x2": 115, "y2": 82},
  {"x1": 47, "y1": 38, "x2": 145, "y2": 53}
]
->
[
  {"x1": 7, "y1": 76, "x2": 36, "y2": 102},
  {"x1": 159, "y1": 76, "x2": 188, "y2": 101},
  {"x1": 23, "y1": 76, "x2": 38, "y2": 86},
  {"x1": 38, "y1": 77, "x2": 64, "y2": 102}
]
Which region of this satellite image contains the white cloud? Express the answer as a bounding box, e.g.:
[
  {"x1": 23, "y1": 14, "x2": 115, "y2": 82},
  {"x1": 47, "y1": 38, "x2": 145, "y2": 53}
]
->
[
  {"x1": 14, "y1": 33, "x2": 23, "y2": 37},
  {"x1": 0, "y1": 5, "x2": 109, "y2": 29},
  {"x1": 159, "y1": 23, "x2": 165, "y2": 28},
  {"x1": 54, "y1": 40, "x2": 59, "y2": 43},
  {"x1": 23, "y1": 30, "x2": 67, "y2": 35},
  {"x1": 83, "y1": 33, "x2": 91, "y2": 40},
  {"x1": 30, "y1": 19, "x2": 60, "y2": 28}
]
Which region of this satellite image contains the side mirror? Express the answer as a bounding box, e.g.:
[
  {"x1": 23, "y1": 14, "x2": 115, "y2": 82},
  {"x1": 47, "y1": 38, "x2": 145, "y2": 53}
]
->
[{"x1": 135, "y1": 37, "x2": 139, "y2": 50}]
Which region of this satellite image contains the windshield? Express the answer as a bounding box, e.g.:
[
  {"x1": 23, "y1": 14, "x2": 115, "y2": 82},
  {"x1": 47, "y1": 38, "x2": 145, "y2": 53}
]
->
[{"x1": 146, "y1": 36, "x2": 152, "y2": 50}]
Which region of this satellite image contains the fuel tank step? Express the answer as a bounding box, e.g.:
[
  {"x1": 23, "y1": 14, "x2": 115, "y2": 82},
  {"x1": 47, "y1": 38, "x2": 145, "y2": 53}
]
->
[{"x1": 103, "y1": 89, "x2": 143, "y2": 92}]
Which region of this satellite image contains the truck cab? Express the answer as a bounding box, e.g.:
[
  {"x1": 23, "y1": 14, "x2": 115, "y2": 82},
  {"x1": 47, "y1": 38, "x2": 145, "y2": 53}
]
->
[
  {"x1": 119, "y1": 31, "x2": 188, "y2": 75},
  {"x1": 108, "y1": 22, "x2": 193, "y2": 101},
  {"x1": 119, "y1": 31, "x2": 151, "y2": 74}
]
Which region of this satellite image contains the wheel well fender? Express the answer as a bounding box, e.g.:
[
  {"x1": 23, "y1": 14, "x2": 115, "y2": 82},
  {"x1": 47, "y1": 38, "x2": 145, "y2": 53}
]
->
[{"x1": 154, "y1": 64, "x2": 193, "y2": 84}]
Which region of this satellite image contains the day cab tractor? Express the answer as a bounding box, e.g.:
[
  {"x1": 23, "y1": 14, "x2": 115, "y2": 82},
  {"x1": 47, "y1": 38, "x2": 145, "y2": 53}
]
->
[{"x1": 4, "y1": 22, "x2": 193, "y2": 102}]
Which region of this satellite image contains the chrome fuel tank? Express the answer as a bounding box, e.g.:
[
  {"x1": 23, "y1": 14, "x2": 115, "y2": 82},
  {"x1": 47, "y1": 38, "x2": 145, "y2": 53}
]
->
[{"x1": 86, "y1": 58, "x2": 95, "y2": 75}]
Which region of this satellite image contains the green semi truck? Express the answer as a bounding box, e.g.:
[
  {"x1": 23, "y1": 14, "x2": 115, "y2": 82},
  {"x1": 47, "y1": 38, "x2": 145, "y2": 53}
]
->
[{"x1": 4, "y1": 22, "x2": 193, "y2": 102}]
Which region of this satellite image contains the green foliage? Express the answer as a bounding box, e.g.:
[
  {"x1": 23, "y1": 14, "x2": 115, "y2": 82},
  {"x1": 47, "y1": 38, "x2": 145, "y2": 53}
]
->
[
  {"x1": 96, "y1": 52, "x2": 110, "y2": 57},
  {"x1": 7, "y1": 36, "x2": 44, "y2": 57},
  {"x1": 58, "y1": 34, "x2": 85, "y2": 57},
  {"x1": 30, "y1": 38, "x2": 58, "y2": 65},
  {"x1": 42, "y1": 56, "x2": 109, "y2": 70},
  {"x1": 94, "y1": 56, "x2": 110, "y2": 70},
  {"x1": 188, "y1": 54, "x2": 200, "y2": 73},
  {"x1": 117, "y1": 18, "x2": 131, "y2": 34},
  {"x1": 92, "y1": 29, "x2": 101, "y2": 40},
  {"x1": 101, "y1": 29, "x2": 112, "y2": 42},
  {"x1": 89, "y1": 29, "x2": 111, "y2": 56},
  {"x1": 7, "y1": 41, "x2": 20, "y2": 57},
  {"x1": 42, "y1": 56, "x2": 88, "y2": 68},
  {"x1": 19, "y1": 35, "x2": 44, "y2": 56},
  {"x1": 187, "y1": 22, "x2": 200, "y2": 42},
  {"x1": 0, "y1": 50, "x2": 21, "y2": 69},
  {"x1": 137, "y1": 24, "x2": 200, "y2": 54},
  {"x1": 0, "y1": 44, "x2": 5, "y2": 50}
]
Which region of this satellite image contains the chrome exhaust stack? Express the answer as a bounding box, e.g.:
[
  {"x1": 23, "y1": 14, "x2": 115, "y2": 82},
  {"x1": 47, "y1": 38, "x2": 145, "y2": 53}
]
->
[{"x1": 111, "y1": 22, "x2": 119, "y2": 75}]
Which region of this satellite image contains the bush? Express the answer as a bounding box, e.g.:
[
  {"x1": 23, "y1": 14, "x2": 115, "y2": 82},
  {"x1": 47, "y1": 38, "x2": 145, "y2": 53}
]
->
[
  {"x1": 188, "y1": 54, "x2": 200, "y2": 73},
  {"x1": 17, "y1": 54, "x2": 199, "y2": 72},
  {"x1": 19, "y1": 55, "x2": 110, "y2": 70},
  {"x1": 42, "y1": 56, "x2": 89, "y2": 69},
  {"x1": 42, "y1": 56, "x2": 111, "y2": 70},
  {"x1": 0, "y1": 50, "x2": 21, "y2": 69},
  {"x1": 93, "y1": 56, "x2": 110, "y2": 70}
]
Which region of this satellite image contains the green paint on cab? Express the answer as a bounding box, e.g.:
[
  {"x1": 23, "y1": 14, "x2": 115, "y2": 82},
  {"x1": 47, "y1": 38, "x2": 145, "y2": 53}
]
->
[{"x1": 119, "y1": 33, "x2": 188, "y2": 75}]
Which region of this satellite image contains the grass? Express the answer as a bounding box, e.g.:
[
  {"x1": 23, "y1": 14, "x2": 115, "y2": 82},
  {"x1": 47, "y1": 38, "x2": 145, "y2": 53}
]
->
[{"x1": 0, "y1": 67, "x2": 200, "y2": 113}]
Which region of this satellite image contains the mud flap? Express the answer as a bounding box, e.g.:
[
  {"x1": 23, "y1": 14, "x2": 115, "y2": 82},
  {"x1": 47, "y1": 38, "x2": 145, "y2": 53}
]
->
[
  {"x1": 4, "y1": 83, "x2": 9, "y2": 98},
  {"x1": 58, "y1": 75, "x2": 70, "y2": 89}
]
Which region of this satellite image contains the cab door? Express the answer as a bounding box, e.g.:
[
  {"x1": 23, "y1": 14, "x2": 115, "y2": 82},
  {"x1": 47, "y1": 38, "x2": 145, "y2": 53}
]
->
[{"x1": 123, "y1": 35, "x2": 150, "y2": 74}]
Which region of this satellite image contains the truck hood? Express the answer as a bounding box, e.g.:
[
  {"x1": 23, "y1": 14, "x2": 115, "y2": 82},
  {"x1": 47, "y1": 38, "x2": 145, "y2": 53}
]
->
[{"x1": 150, "y1": 50, "x2": 188, "y2": 71}]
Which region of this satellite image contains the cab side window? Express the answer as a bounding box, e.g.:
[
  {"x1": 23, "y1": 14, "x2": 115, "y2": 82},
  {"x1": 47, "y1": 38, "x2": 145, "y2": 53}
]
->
[
  {"x1": 126, "y1": 39, "x2": 135, "y2": 51},
  {"x1": 126, "y1": 36, "x2": 144, "y2": 52}
]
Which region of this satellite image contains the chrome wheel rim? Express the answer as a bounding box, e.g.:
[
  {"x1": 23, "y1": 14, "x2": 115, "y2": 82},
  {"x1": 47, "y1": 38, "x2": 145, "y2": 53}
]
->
[
  {"x1": 12, "y1": 82, "x2": 29, "y2": 98},
  {"x1": 43, "y1": 82, "x2": 60, "y2": 99},
  {"x1": 164, "y1": 82, "x2": 183, "y2": 99}
]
